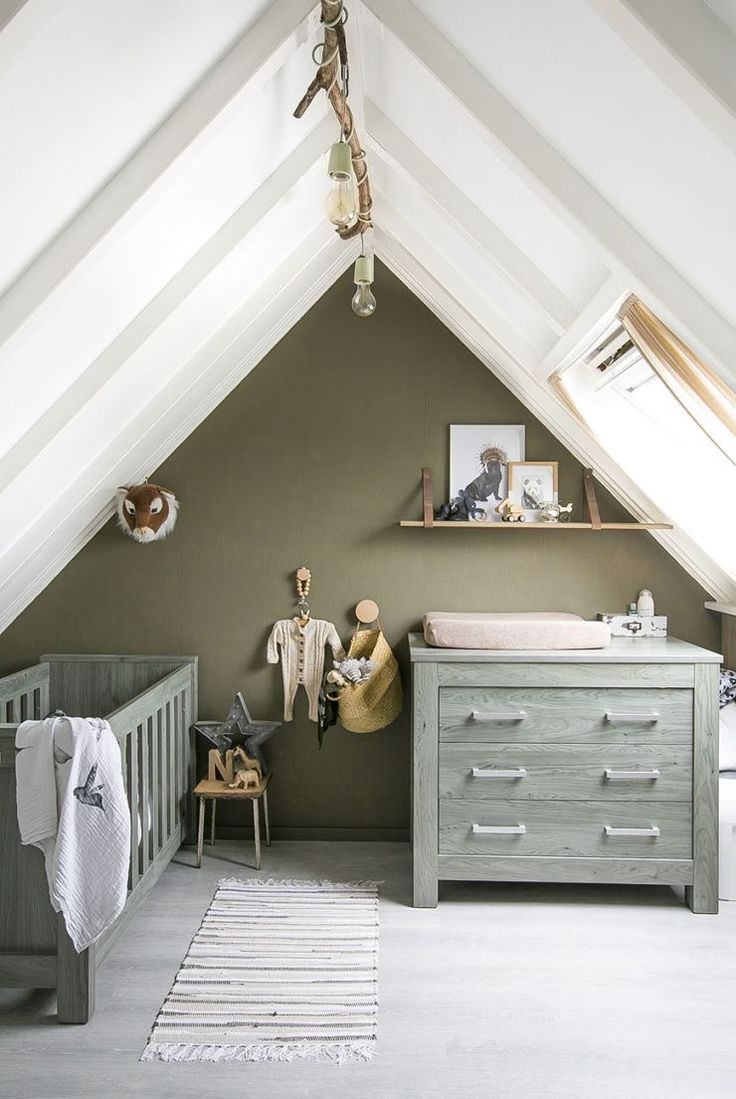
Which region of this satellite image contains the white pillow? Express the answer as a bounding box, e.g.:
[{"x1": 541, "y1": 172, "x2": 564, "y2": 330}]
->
[{"x1": 720, "y1": 702, "x2": 736, "y2": 771}]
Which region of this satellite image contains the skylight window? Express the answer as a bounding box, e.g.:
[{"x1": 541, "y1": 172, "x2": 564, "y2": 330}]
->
[{"x1": 556, "y1": 300, "x2": 736, "y2": 583}]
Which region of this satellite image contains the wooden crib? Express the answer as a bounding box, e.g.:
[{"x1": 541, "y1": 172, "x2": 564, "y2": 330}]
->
[{"x1": 0, "y1": 653, "x2": 198, "y2": 1023}]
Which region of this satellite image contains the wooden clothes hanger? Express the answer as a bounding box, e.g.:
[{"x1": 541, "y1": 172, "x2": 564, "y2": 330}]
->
[{"x1": 295, "y1": 566, "x2": 312, "y2": 627}]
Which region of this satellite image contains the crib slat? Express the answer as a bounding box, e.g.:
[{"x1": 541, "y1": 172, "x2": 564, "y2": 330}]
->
[
  {"x1": 140, "y1": 720, "x2": 150, "y2": 872},
  {"x1": 182, "y1": 687, "x2": 193, "y2": 838},
  {"x1": 120, "y1": 735, "x2": 128, "y2": 801},
  {"x1": 162, "y1": 702, "x2": 169, "y2": 841},
  {"x1": 152, "y1": 708, "x2": 161, "y2": 855},
  {"x1": 179, "y1": 691, "x2": 186, "y2": 813},
  {"x1": 129, "y1": 728, "x2": 139, "y2": 889},
  {"x1": 167, "y1": 701, "x2": 175, "y2": 838},
  {"x1": 39, "y1": 674, "x2": 50, "y2": 718},
  {"x1": 174, "y1": 696, "x2": 181, "y2": 829}
]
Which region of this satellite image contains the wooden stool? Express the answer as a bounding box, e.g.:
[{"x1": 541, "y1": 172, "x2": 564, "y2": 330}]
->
[{"x1": 193, "y1": 775, "x2": 271, "y2": 870}]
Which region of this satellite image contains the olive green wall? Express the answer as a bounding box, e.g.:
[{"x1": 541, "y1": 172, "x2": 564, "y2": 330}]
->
[{"x1": 0, "y1": 264, "x2": 718, "y2": 838}]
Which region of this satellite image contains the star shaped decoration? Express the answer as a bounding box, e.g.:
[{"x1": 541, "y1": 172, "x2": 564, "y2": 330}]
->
[{"x1": 194, "y1": 691, "x2": 281, "y2": 774}]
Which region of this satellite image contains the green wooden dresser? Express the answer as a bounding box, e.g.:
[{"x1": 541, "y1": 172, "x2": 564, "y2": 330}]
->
[{"x1": 409, "y1": 634, "x2": 721, "y2": 913}]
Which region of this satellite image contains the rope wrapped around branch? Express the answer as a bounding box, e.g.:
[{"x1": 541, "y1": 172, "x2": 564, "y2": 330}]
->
[{"x1": 293, "y1": 0, "x2": 373, "y2": 241}]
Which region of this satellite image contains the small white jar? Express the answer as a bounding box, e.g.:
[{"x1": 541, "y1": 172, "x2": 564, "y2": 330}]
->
[{"x1": 637, "y1": 589, "x2": 655, "y2": 616}]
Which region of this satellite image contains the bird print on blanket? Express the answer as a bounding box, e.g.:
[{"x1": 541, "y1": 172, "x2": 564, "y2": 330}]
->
[{"x1": 73, "y1": 763, "x2": 105, "y2": 811}]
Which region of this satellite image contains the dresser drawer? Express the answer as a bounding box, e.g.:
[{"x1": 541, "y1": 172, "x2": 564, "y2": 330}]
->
[
  {"x1": 439, "y1": 687, "x2": 692, "y2": 744},
  {"x1": 439, "y1": 799, "x2": 692, "y2": 858},
  {"x1": 439, "y1": 743, "x2": 692, "y2": 802}
]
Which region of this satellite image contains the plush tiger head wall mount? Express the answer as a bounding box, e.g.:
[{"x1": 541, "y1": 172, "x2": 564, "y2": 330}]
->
[{"x1": 116, "y1": 483, "x2": 179, "y2": 544}]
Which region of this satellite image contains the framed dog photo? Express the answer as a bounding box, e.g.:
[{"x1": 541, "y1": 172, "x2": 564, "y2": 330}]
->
[
  {"x1": 508, "y1": 461, "x2": 558, "y2": 520},
  {"x1": 449, "y1": 425, "x2": 525, "y2": 521}
]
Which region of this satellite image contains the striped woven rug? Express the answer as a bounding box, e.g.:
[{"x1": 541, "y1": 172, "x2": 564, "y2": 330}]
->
[{"x1": 141, "y1": 877, "x2": 379, "y2": 1064}]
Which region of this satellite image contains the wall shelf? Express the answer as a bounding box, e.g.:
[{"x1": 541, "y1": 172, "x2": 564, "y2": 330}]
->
[
  {"x1": 399, "y1": 520, "x2": 671, "y2": 529},
  {"x1": 400, "y1": 468, "x2": 673, "y2": 532}
]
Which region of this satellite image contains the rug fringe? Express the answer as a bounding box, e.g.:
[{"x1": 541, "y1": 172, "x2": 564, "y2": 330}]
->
[
  {"x1": 217, "y1": 877, "x2": 382, "y2": 891},
  {"x1": 141, "y1": 1039, "x2": 376, "y2": 1064}
]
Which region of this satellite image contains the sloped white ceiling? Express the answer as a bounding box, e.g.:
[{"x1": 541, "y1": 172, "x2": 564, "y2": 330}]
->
[
  {"x1": 1, "y1": 0, "x2": 735, "y2": 632},
  {"x1": 705, "y1": 0, "x2": 736, "y2": 33},
  {"x1": 412, "y1": 0, "x2": 736, "y2": 329},
  {"x1": 0, "y1": 0, "x2": 275, "y2": 293}
]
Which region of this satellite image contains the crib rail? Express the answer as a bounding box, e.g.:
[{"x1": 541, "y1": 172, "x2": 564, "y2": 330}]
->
[
  {"x1": 0, "y1": 663, "x2": 49, "y2": 723},
  {"x1": 108, "y1": 664, "x2": 196, "y2": 890}
]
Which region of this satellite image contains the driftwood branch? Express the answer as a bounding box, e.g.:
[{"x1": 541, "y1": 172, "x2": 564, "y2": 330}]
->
[{"x1": 293, "y1": 0, "x2": 373, "y2": 241}]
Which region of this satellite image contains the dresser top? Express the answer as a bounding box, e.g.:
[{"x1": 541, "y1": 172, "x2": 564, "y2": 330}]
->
[{"x1": 407, "y1": 633, "x2": 722, "y2": 664}]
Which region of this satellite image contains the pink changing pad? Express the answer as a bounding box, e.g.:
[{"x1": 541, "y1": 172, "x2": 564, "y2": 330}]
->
[{"x1": 423, "y1": 611, "x2": 611, "y2": 650}]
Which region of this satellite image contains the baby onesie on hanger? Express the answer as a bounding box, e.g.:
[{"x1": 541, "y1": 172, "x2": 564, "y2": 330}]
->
[{"x1": 267, "y1": 618, "x2": 345, "y2": 722}]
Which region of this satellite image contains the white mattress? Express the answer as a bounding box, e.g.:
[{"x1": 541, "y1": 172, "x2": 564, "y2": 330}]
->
[{"x1": 423, "y1": 611, "x2": 611, "y2": 650}]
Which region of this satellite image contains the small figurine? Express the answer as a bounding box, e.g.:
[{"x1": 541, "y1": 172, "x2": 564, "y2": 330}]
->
[
  {"x1": 434, "y1": 489, "x2": 486, "y2": 522},
  {"x1": 230, "y1": 767, "x2": 261, "y2": 791},
  {"x1": 539, "y1": 501, "x2": 574, "y2": 523},
  {"x1": 229, "y1": 747, "x2": 262, "y2": 790},
  {"x1": 495, "y1": 497, "x2": 526, "y2": 523}
]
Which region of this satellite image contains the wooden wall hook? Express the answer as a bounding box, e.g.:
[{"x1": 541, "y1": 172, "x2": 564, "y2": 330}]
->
[{"x1": 355, "y1": 598, "x2": 380, "y2": 624}]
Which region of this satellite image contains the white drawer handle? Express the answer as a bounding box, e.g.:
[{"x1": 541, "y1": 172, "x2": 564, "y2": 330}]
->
[
  {"x1": 472, "y1": 767, "x2": 527, "y2": 779},
  {"x1": 472, "y1": 823, "x2": 526, "y2": 835},
  {"x1": 604, "y1": 768, "x2": 660, "y2": 781},
  {"x1": 605, "y1": 711, "x2": 660, "y2": 724},
  {"x1": 472, "y1": 710, "x2": 527, "y2": 722},
  {"x1": 604, "y1": 825, "x2": 660, "y2": 837}
]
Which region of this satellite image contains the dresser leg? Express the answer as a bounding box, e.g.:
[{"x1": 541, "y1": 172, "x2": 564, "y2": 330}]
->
[
  {"x1": 687, "y1": 663, "x2": 719, "y2": 914},
  {"x1": 412, "y1": 662, "x2": 439, "y2": 908},
  {"x1": 685, "y1": 878, "x2": 718, "y2": 915},
  {"x1": 413, "y1": 873, "x2": 438, "y2": 908}
]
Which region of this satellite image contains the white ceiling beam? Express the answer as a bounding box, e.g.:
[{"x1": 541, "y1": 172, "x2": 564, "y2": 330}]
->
[
  {"x1": 533, "y1": 272, "x2": 630, "y2": 381},
  {"x1": 0, "y1": 0, "x2": 28, "y2": 34},
  {"x1": 587, "y1": 0, "x2": 736, "y2": 155},
  {"x1": 375, "y1": 225, "x2": 735, "y2": 603},
  {"x1": 366, "y1": 102, "x2": 576, "y2": 335},
  {"x1": 0, "y1": 0, "x2": 319, "y2": 350},
  {"x1": 0, "y1": 117, "x2": 335, "y2": 496},
  {"x1": 0, "y1": 228, "x2": 353, "y2": 632},
  {"x1": 343, "y1": 0, "x2": 369, "y2": 138},
  {"x1": 374, "y1": 191, "x2": 541, "y2": 369},
  {"x1": 363, "y1": 0, "x2": 736, "y2": 391}
]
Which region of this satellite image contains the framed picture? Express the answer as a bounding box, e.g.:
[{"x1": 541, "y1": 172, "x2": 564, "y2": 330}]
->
[
  {"x1": 449, "y1": 425, "x2": 525, "y2": 521},
  {"x1": 508, "y1": 461, "x2": 558, "y2": 519}
]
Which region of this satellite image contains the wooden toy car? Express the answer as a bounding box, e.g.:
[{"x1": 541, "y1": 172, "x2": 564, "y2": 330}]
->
[{"x1": 495, "y1": 497, "x2": 526, "y2": 522}]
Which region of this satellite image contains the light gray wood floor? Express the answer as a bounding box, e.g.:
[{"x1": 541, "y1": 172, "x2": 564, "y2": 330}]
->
[{"x1": 2, "y1": 841, "x2": 735, "y2": 1099}]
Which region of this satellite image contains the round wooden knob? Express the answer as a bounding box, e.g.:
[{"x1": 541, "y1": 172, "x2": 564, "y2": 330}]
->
[{"x1": 355, "y1": 598, "x2": 380, "y2": 624}]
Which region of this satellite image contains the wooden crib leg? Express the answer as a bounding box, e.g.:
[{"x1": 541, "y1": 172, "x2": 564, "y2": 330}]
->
[{"x1": 57, "y1": 917, "x2": 95, "y2": 1024}]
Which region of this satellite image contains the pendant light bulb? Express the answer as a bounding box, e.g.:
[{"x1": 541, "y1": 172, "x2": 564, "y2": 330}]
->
[
  {"x1": 352, "y1": 252, "x2": 377, "y2": 318},
  {"x1": 326, "y1": 140, "x2": 356, "y2": 228},
  {"x1": 326, "y1": 179, "x2": 356, "y2": 227}
]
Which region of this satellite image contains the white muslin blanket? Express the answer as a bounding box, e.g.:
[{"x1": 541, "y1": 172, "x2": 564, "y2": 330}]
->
[{"x1": 15, "y1": 716, "x2": 131, "y2": 952}]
